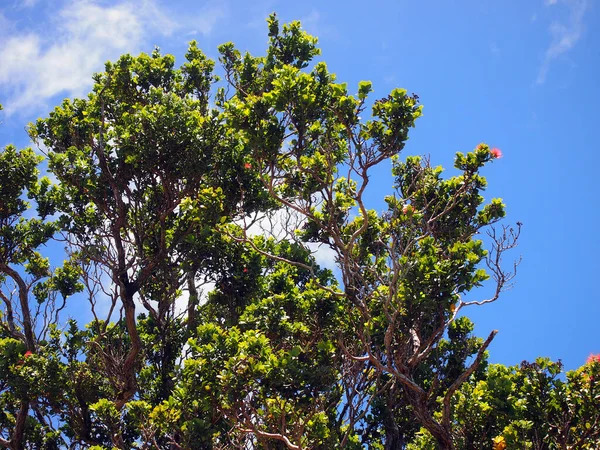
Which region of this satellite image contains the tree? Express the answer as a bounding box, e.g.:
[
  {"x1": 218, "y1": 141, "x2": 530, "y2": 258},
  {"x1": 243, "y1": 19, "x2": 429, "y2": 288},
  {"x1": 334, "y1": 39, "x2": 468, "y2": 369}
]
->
[
  {"x1": 0, "y1": 14, "x2": 598, "y2": 450},
  {"x1": 409, "y1": 357, "x2": 600, "y2": 449}
]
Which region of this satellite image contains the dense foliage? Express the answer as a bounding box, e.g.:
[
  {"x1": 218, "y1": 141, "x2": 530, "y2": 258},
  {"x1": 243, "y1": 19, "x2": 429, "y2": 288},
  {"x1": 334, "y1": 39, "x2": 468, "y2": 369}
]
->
[{"x1": 1, "y1": 15, "x2": 598, "y2": 450}]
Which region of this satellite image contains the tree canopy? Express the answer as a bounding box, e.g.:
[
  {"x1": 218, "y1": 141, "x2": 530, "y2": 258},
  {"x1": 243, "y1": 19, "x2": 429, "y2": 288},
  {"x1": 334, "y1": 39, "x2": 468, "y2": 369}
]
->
[{"x1": 0, "y1": 14, "x2": 598, "y2": 450}]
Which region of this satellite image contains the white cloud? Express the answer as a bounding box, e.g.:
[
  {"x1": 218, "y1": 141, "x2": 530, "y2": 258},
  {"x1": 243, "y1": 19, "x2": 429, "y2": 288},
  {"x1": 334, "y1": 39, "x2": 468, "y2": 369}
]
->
[
  {"x1": 174, "y1": 279, "x2": 215, "y2": 317},
  {"x1": 537, "y1": 0, "x2": 588, "y2": 84},
  {"x1": 240, "y1": 202, "x2": 339, "y2": 273},
  {"x1": 306, "y1": 242, "x2": 338, "y2": 272},
  {"x1": 0, "y1": 0, "x2": 226, "y2": 116}
]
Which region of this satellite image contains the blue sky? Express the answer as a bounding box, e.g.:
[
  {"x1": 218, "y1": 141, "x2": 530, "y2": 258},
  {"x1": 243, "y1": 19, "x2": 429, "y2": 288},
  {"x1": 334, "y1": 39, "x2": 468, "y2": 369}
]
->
[{"x1": 1, "y1": 0, "x2": 598, "y2": 371}]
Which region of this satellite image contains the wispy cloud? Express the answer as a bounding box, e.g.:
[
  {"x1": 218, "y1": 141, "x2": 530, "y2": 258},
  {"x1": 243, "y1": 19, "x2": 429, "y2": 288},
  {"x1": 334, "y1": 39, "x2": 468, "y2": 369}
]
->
[
  {"x1": 300, "y1": 10, "x2": 320, "y2": 29},
  {"x1": 0, "y1": 11, "x2": 13, "y2": 38},
  {"x1": 0, "y1": 0, "x2": 225, "y2": 116},
  {"x1": 21, "y1": 0, "x2": 40, "y2": 8},
  {"x1": 537, "y1": 0, "x2": 588, "y2": 84},
  {"x1": 186, "y1": 2, "x2": 227, "y2": 36}
]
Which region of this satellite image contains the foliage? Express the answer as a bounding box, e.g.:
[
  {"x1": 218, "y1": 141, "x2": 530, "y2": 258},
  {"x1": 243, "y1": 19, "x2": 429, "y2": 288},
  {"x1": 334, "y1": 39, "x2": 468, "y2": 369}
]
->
[
  {"x1": 0, "y1": 14, "x2": 597, "y2": 450},
  {"x1": 410, "y1": 357, "x2": 600, "y2": 449}
]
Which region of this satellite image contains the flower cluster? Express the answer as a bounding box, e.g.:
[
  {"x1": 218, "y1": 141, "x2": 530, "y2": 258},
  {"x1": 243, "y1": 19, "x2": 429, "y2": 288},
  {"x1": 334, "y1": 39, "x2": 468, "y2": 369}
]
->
[
  {"x1": 476, "y1": 143, "x2": 502, "y2": 159},
  {"x1": 587, "y1": 354, "x2": 600, "y2": 364},
  {"x1": 490, "y1": 148, "x2": 503, "y2": 159}
]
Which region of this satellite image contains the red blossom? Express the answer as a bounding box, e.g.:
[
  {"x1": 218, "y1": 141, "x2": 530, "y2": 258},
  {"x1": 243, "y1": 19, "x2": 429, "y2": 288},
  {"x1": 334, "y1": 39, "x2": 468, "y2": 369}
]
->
[
  {"x1": 244, "y1": 163, "x2": 252, "y2": 169},
  {"x1": 24, "y1": 351, "x2": 33, "y2": 358},
  {"x1": 490, "y1": 148, "x2": 503, "y2": 159},
  {"x1": 587, "y1": 354, "x2": 600, "y2": 364},
  {"x1": 243, "y1": 268, "x2": 248, "y2": 273},
  {"x1": 402, "y1": 205, "x2": 413, "y2": 215}
]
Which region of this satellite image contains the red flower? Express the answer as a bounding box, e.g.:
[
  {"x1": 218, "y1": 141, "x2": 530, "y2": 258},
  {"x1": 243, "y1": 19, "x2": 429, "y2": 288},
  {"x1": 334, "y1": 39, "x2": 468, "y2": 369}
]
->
[
  {"x1": 24, "y1": 351, "x2": 33, "y2": 358},
  {"x1": 243, "y1": 268, "x2": 248, "y2": 273},
  {"x1": 587, "y1": 354, "x2": 600, "y2": 364},
  {"x1": 402, "y1": 205, "x2": 413, "y2": 215},
  {"x1": 244, "y1": 163, "x2": 252, "y2": 169},
  {"x1": 490, "y1": 148, "x2": 503, "y2": 159}
]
